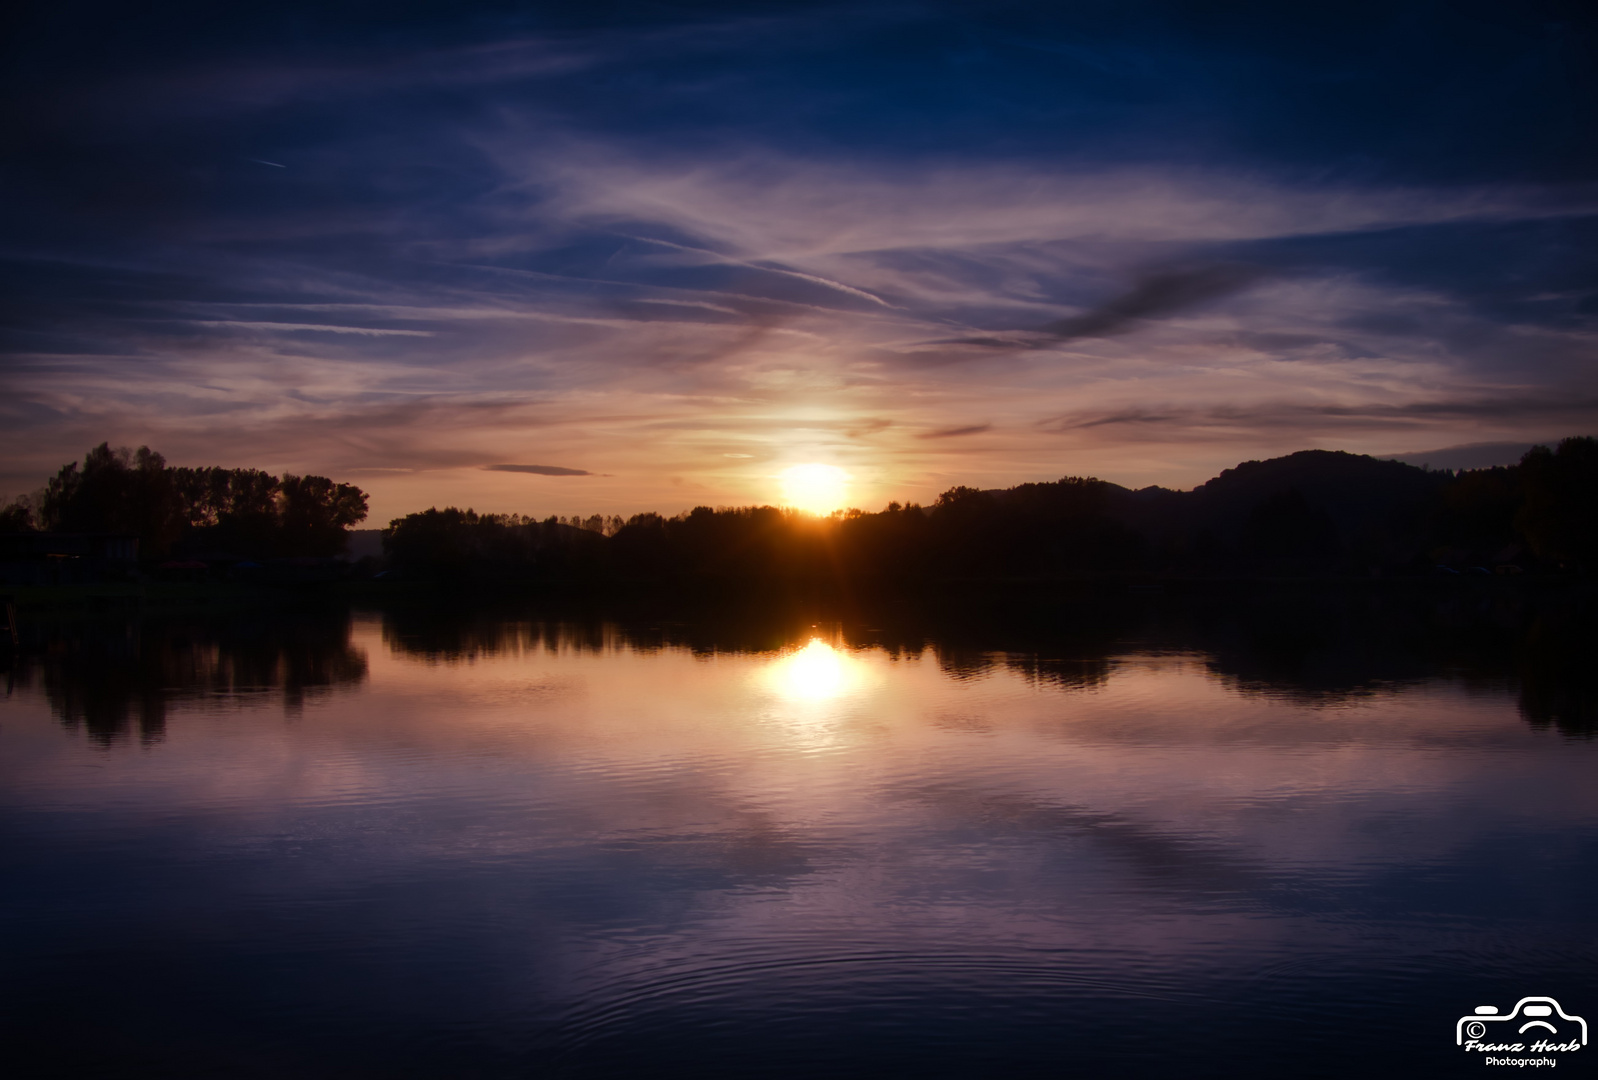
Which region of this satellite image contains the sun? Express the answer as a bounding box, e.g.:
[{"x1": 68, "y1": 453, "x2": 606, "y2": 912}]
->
[{"x1": 778, "y1": 463, "x2": 850, "y2": 515}]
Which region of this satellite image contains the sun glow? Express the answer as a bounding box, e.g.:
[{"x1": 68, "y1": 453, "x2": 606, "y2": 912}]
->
[{"x1": 779, "y1": 463, "x2": 850, "y2": 515}]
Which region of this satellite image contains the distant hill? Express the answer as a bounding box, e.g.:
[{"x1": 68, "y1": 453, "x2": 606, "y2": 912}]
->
[
  {"x1": 1383, "y1": 441, "x2": 1538, "y2": 471},
  {"x1": 1180, "y1": 450, "x2": 1450, "y2": 566}
]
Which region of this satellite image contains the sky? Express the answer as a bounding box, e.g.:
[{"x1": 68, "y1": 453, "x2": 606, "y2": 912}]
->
[{"x1": 3, "y1": 0, "x2": 1596, "y2": 523}]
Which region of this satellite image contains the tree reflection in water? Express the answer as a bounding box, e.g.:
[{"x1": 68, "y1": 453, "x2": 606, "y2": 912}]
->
[
  {"x1": 7, "y1": 608, "x2": 367, "y2": 745},
  {"x1": 373, "y1": 586, "x2": 1596, "y2": 738},
  {"x1": 6, "y1": 586, "x2": 1590, "y2": 747}
]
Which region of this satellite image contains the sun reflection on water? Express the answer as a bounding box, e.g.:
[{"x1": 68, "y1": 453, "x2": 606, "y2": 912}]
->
[{"x1": 766, "y1": 638, "x2": 864, "y2": 702}]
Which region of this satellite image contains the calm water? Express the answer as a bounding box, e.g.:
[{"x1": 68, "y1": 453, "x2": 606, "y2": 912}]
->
[{"x1": 2, "y1": 593, "x2": 1595, "y2": 1078}]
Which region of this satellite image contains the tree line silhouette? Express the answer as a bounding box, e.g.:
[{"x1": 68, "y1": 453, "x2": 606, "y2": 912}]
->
[
  {"x1": 379, "y1": 438, "x2": 1597, "y2": 583},
  {"x1": 0, "y1": 442, "x2": 369, "y2": 560},
  {"x1": 3, "y1": 437, "x2": 1594, "y2": 579}
]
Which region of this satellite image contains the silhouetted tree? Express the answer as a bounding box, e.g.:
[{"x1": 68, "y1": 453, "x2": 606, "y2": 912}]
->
[
  {"x1": 172, "y1": 466, "x2": 284, "y2": 554},
  {"x1": 0, "y1": 500, "x2": 33, "y2": 532},
  {"x1": 279, "y1": 474, "x2": 370, "y2": 557},
  {"x1": 32, "y1": 444, "x2": 369, "y2": 562},
  {"x1": 42, "y1": 444, "x2": 184, "y2": 557},
  {"x1": 1516, "y1": 437, "x2": 1598, "y2": 571},
  {"x1": 609, "y1": 511, "x2": 670, "y2": 578},
  {"x1": 383, "y1": 507, "x2": 607, "y2": 580},
  {"x1": 1435, "y1": 465, "x2": 1522, "y2": 562}
]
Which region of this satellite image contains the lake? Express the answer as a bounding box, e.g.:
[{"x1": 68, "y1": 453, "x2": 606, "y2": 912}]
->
[{"x1": 2, "y1": 589, "x2": 1595, "y2": 1078}]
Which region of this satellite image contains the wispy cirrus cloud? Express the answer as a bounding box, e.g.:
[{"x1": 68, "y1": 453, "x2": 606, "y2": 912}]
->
[
  {"x1": 484, "y1": 464, "x2": 593, "y2": 476},
  {"x1": 919, "y1": 424, "x2": 992, "y2": 440}
]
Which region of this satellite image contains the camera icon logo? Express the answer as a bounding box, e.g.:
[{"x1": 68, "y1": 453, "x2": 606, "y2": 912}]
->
[{"x1": 1456, "y1": 997, "x2": 1587, "y2": 1047}]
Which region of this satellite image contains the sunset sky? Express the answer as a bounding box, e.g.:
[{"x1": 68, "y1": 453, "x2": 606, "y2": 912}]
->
[{"x1": 3, "y1": 1, "x2": 1595, "y2": 523}]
